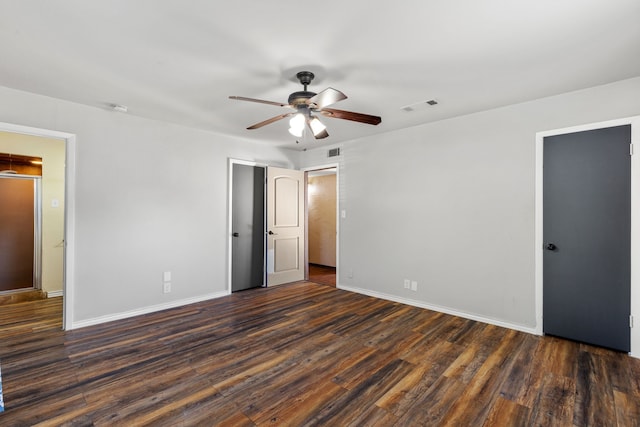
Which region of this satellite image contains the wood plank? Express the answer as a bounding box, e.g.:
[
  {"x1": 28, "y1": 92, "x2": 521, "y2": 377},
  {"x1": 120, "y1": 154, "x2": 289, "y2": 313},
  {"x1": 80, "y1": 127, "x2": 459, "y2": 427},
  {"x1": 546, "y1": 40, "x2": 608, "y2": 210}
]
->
[
  {"x1": 614, "y1": 389, "x2": 640, "y2": 427},
  {"x1": 498, "y1": 333, "x2": 540, "y2": 401},
  {"x1": 394, "y1": 375, "x2": 467, "y2": 425},
  {"x1": 252, "y1": 379, "x2": 347, "y2": 426},
  {"x1": 378, "y1": 339, "x2": 463, "y2": 417},
  {"x1": 573, "y1": 350, "x2": 617, "y2": 426},
  {"x1": 600, "y1": 350, "x2": 635, "y2": 394},
  {"x1": 303, "y1": 358, "x2": 414, "y2": 425},
  {"x1": 528, "y1": 373, "x2": 575, "y2": 426},
  {"x1": 443, "y1": 343, "x2": 488, "y2": 384},
  {"x1": 514, "y1": 335, "x2": 577, "y2": 409},
  {"x1": 629, "y1": 356, "x2": 640, "y2": 397},
  {"x1": 482, "y1": 397, "x2": 530, "y2": 427},
  {"x1": 438, "y1": 329, "x2": 527, "y2": 425}
]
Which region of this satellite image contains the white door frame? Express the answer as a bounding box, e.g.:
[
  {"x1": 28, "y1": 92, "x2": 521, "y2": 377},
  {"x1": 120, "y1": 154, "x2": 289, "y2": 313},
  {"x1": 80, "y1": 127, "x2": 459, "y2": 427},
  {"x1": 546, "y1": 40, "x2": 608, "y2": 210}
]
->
[
  {"x1": 228, "y1": 160, "x2": 340, "y2": 290},
  {"x1": 0, "y1": 121, "x2": 76, "y2": 331},
  {"x1": 302, "y1": 163, "x2": 340, "y2": 287},
  {"x1": 535, "y1": 115, "x2": 640, "y2": 357}
]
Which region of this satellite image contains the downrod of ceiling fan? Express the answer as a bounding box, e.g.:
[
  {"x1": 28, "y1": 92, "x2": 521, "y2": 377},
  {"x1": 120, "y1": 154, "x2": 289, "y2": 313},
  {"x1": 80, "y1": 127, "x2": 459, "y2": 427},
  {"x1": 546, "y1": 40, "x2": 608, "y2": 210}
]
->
[{"x1": 296, "y1": 71, "x2": 314, "y2": 91}]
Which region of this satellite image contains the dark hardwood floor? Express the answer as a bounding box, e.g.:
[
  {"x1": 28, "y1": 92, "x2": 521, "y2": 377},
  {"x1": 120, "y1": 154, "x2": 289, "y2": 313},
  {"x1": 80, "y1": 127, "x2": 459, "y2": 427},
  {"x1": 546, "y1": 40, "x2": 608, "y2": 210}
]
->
[
  {"x1": 1, "y1": 282, "x2": 639, "y2": 426},
  {"x1": 308, "y1": 264, "x2": 336, "y2": 287}
]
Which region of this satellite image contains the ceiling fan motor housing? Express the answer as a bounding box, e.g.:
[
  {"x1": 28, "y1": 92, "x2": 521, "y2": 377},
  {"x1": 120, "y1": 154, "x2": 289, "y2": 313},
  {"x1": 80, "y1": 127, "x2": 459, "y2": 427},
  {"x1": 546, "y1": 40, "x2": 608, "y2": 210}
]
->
[{"x1": 288, "y1": 91, "x2": 316, "y2": 107}]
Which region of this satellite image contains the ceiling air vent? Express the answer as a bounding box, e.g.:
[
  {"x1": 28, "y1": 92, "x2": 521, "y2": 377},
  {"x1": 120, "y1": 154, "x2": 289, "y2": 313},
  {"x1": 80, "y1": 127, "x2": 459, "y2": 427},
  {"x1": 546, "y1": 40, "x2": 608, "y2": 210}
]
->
[
  {"x1": 401, "y1": 99, "x2": 438, "y2": 112},
  {"x1": 328, "y1": 148, "x2": 340, "y2": 158}
]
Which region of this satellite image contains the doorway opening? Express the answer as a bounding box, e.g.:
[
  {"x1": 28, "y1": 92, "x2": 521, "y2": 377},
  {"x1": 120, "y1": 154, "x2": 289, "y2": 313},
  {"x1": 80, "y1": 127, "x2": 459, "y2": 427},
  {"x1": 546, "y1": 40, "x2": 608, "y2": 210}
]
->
[
  {"x1": 228, "y1": 160, "x2": 339, "y2": 292},
  {"x1": 0, "y1": 122, "x2": 76, "y2": 330},
  {"x1": 0, "y1": 171, "x2": 42, "y2": 298},
  {"x1": 0, "y1": 140, "x2": 60, "y2": 306},
  {"x1": 228, "y1": 160, "x2": 307, "y2": 292},
  {"x1": 305, "y1": 165, "x2": 338, "y2": 287},
  {"x1": 0, "y1": 153, "x2": 44, "y2": 300}
]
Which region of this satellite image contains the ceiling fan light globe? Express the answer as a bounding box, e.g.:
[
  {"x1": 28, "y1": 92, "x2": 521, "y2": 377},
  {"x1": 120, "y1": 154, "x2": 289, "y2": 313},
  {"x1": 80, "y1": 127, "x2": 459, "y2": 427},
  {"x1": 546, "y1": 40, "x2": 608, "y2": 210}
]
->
[
  {"x1": 309, "y1": 117, "x2": 327, "y2": 136},
  {"x1": 288, "y1": 127, "x2": 303, "y2": 137},
  {"x1": 289, "y1": 114, "x2": 305, "y2": 129}
]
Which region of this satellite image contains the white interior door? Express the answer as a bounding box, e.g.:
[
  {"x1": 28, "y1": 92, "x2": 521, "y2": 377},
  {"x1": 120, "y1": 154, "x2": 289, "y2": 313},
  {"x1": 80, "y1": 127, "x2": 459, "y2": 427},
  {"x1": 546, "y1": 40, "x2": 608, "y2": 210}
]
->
[{"x1": 267, "y1": 166, "x2": 304, "y2": 286}]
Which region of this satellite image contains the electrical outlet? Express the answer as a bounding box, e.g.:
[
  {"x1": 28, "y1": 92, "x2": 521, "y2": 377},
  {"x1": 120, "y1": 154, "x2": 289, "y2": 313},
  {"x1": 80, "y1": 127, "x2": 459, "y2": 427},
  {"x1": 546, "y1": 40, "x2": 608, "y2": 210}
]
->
[
  {"x1": 348, "y1": 269, "x2": 354, "y2": 279},
  {"x1": 163, "y1": 282, "x2": 171, "y2": 293},
  {"x1": 411, "y1": 281, "x2": 418, "y2": 291},
  {"x1": 404, "y1": 279, "x2": 410, "y2": 289}
]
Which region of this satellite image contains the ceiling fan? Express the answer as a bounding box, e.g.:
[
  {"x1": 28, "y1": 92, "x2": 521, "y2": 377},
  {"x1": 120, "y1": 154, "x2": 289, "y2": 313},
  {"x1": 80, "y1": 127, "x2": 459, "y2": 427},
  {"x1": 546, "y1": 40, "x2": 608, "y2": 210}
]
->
[{"x1": 229, "y1": 71, "x2": 381, "y2": 139}]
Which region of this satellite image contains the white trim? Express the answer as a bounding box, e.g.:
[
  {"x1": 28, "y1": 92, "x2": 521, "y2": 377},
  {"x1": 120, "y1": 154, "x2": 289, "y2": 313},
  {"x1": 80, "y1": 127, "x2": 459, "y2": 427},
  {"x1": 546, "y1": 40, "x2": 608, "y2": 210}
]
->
[
  {"x1": 338, "y1": 284, "x2": 538, "y2": 335},
  {"x1": 33, "y1": 177, "x2": 43, "y2": 291},
  {"x1": 0, "y1": 121, "x2": 76, "y2": 331},
  {"x1": 301, "y1": 163, "x2": 340, "y2": 287},
  {"x1": 535, "y1": 115, "x2": 640, "y2": 358},
  {"x1": 71, "y1": 291, "x2": 228, "y2": 330},
  {"x1": 47, "y1": 290, "x2": 63, "y2": 298}
]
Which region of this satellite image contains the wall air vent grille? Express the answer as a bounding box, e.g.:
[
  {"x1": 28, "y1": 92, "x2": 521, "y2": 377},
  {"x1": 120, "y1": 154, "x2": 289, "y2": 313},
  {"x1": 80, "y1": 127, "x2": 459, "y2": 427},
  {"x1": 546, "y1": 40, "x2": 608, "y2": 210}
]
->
[{"x1": 328, "y1": 148, "x2": 340, "y2": 158}]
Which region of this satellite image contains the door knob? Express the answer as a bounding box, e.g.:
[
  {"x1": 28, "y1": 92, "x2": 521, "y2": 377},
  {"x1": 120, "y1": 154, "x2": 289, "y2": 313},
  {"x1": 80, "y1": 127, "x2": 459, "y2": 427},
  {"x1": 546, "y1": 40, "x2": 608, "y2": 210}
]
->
[
  {"x1": 232, "y1": 232, "x2": 239, "y2": 237},
  {"x1": 545, "y1": 243, "x2": 557, "y2": 251},
  {"x1": 268, "y1": 230, "x2": 277, "y2": 235}
]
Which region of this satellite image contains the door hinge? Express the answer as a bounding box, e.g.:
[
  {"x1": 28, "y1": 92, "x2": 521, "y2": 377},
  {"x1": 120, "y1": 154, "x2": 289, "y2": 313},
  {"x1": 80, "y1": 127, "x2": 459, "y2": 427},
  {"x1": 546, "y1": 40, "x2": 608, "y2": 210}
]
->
[
  {"x1": 630, "y1": 315, "x2": 634, "y2": 328},
  {"x1": 630, "y1": 143, "x2": 634, "y2": 156}
]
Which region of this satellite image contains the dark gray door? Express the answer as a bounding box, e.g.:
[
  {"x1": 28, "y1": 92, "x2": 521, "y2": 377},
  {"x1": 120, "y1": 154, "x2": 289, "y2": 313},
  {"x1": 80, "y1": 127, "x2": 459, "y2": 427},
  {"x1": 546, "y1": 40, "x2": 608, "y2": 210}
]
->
[
  {"x1": 231, "y1": 164, "x2": 265, "y2": 292},
  {"x1": 543, "y1": 125, "x2": 631, "y2": 352}
]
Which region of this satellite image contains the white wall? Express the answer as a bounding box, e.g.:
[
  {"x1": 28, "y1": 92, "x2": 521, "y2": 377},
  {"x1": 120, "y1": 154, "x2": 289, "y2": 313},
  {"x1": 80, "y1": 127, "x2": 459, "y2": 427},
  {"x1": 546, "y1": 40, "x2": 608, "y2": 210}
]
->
[
  {"x1": 0, "y1": 86, "x2": 296, "y2": 327},
  {"x1": 298, "y1": 76, "x2": 640, "y2": 332}
]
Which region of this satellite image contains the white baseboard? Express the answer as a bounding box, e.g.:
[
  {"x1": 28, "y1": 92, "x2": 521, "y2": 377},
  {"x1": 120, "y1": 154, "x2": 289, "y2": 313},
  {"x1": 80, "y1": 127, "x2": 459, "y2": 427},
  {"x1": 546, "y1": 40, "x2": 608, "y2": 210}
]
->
[
  {"x1": 47, "y1": 290, "x2": 63, "y2": 298},
  {"x1": 337, "y1": 284, "x2": 538, "y2": 336},
  {"x1": 70, "y1": 291, "x2": 229, "y2": 330}
]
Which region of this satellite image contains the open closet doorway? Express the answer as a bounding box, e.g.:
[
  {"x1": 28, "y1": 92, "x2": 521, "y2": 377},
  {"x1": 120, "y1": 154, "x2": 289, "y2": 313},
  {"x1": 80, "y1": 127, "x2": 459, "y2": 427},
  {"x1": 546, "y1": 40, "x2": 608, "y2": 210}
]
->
[{"x1": 305, "y1": 166, "x2": 338, "y2": 287}]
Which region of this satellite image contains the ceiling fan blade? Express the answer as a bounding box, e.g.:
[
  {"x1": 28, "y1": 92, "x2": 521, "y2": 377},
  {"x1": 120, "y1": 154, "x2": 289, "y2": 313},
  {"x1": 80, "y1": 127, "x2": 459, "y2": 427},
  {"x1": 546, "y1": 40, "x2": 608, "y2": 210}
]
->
[
  {"x1": 229, "y1": 96, "x2": 290, "y2": 108},
  {"x1": 247, "y1": 113, "x2": 294, "y2": 130},
  {"x1": 307, "y1": 88, "x2": 347, "y2": 109},
  {"x1": 320, "y1": 108, "x2": 382, "y2": 125}
]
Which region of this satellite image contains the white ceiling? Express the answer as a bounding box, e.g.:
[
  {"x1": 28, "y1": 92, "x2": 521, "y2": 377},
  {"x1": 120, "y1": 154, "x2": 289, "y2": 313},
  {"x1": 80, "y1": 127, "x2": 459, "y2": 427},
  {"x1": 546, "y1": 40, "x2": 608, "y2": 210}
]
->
[{"x1": 1, "y1": 1, "x2": 639, "y2": 150}]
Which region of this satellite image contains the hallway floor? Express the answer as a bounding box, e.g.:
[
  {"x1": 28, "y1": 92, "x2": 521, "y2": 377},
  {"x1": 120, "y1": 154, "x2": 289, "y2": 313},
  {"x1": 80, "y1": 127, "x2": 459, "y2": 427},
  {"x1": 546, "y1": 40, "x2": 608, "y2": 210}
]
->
[{"x1": 308, "y1": 264, "x2": 336, "y2": 287}]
